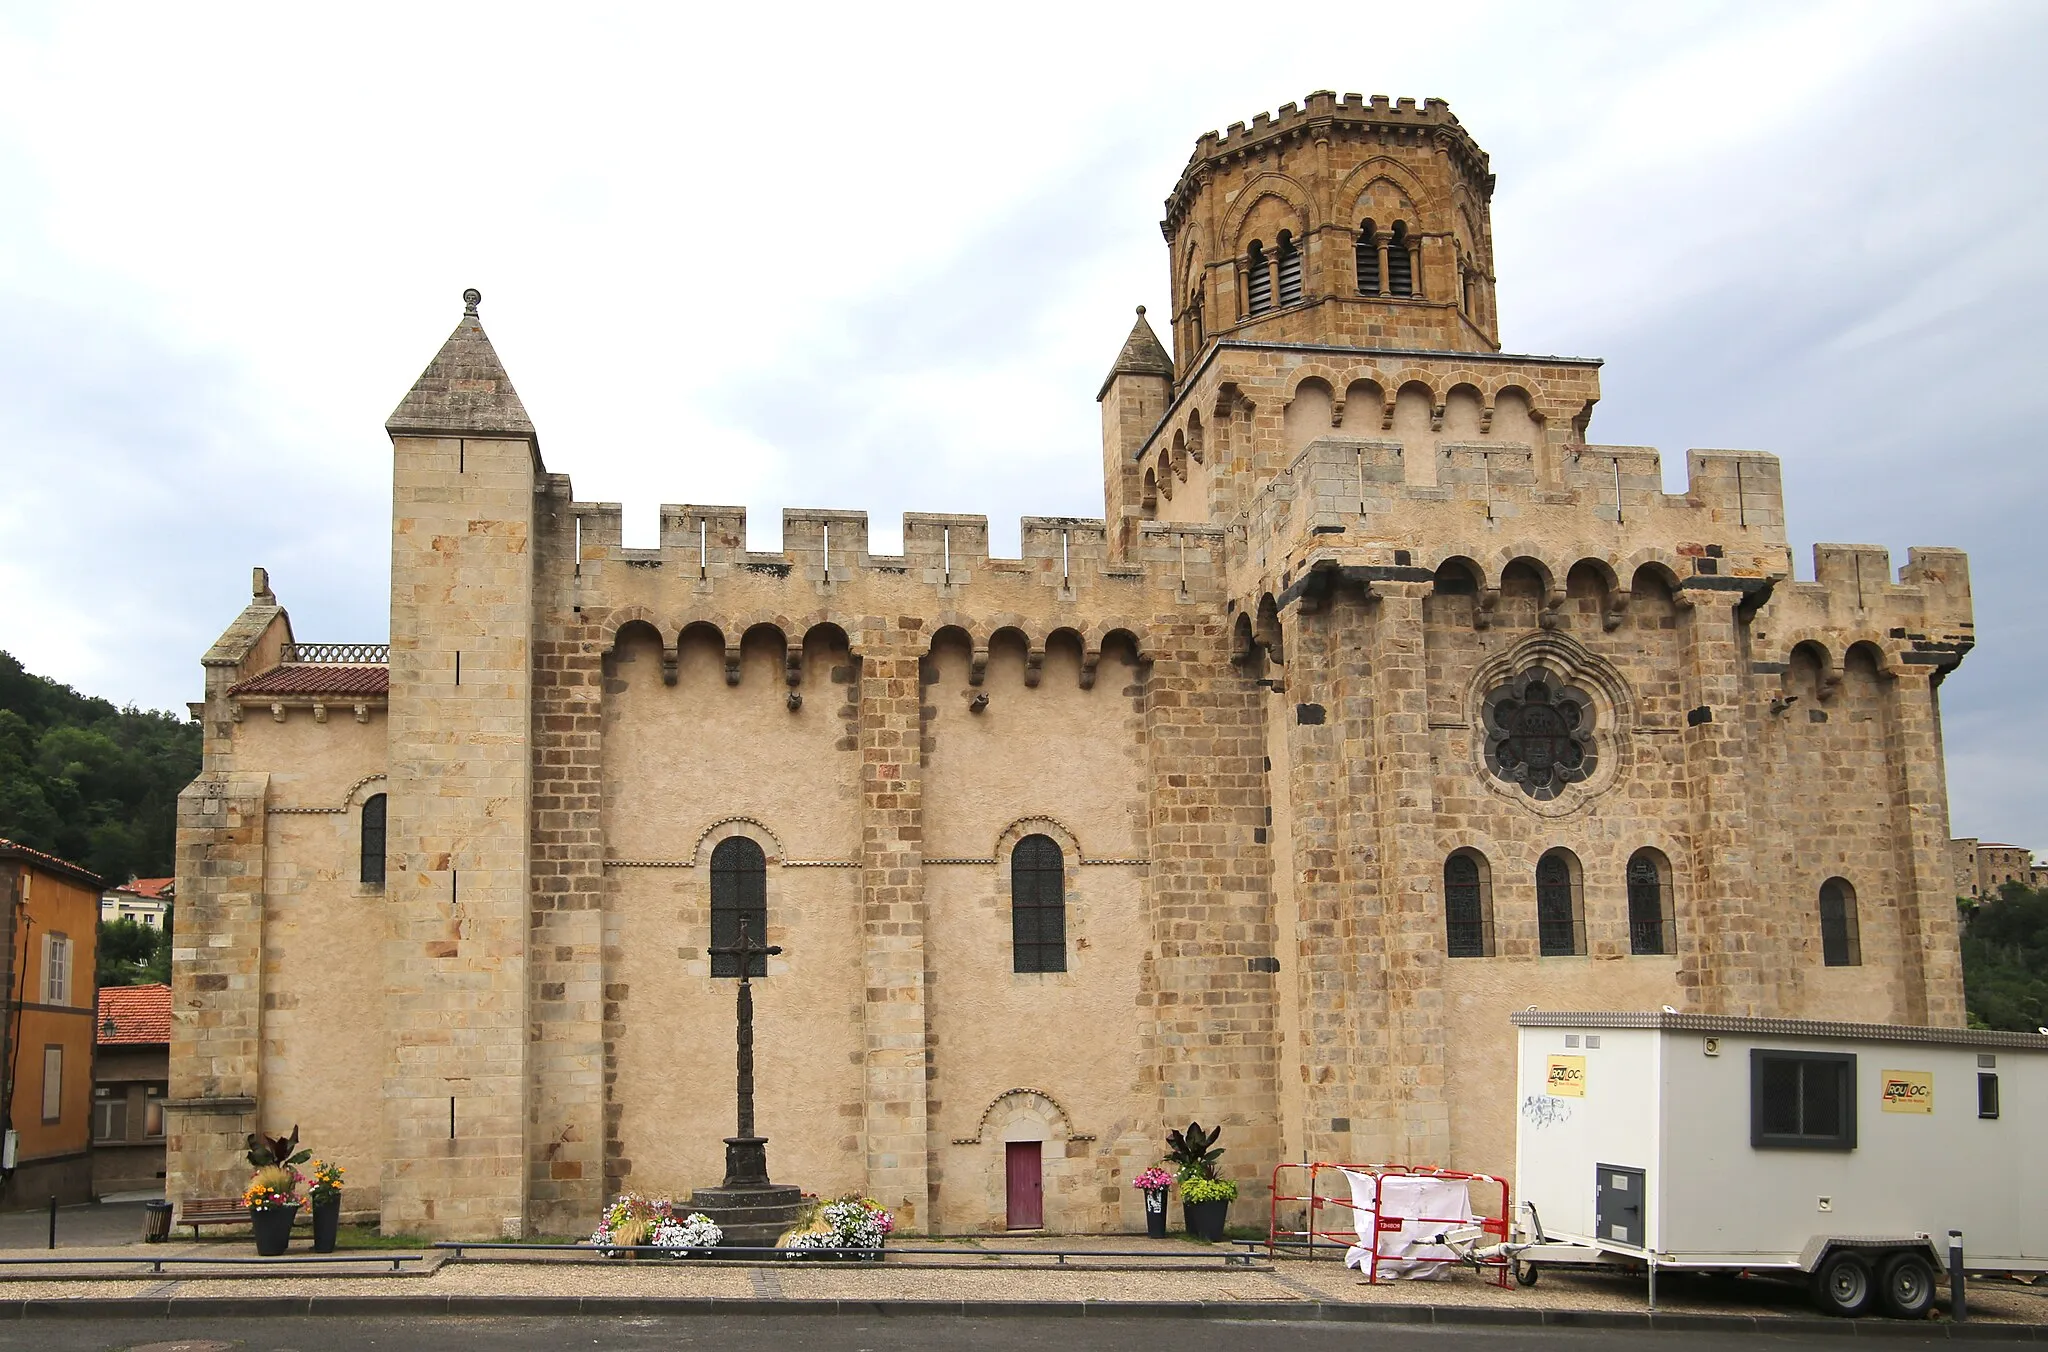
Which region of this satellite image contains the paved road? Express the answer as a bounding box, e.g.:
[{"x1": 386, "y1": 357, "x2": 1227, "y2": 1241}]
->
[{"x1": 0, "y1": 1315, "x2": 1972, "y2": 1352}]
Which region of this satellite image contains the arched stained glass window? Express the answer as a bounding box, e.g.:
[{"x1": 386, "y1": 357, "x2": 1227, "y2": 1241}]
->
[
  {"x1": 1536, "y1": 850, "x2": 1581, "y2": 956},
  {"x1": 1012, "y1": 835, "x2": 1067, "y2": 974},
  {"x1": 1444, "y1": 851, "x2": 1490, "y2": 958},
  {"x1": 360, "y1": 793, "x2": 387, "y2": 886},
  {"x1": 1627, "y1": 849, "x2": 1670, "y2": 956},
  {"x1": 711, "y1": 837, "x2": 768, "y2": 978}
]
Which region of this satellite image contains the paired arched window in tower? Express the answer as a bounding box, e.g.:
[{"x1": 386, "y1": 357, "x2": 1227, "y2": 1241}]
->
[
  {"x1": 1819, "y1": 877, "x2": 1861, "y2": 967},
  {"x1": 360, "y1": 793, "x2": 386, "y2": 886},
  {"x1": 710, "y1": 836, "x2": 769, "y2": 977},
  {"x1": 1626, "y1": 849, "x2": 1672, "y2": 956},
  {"x1": 1275, "y1": 231, "x2": 1303, "y2": 307},
  {"x1": 1245, "y1": 240, "x2": 1272, "y2": 315},
  {"x1": 1355, "y1": 218, "x2": 1380, "y2": 295},
  {"x1": 1011, "y1": 834, "x2": 1067, "y2": 973},
  {"x1": 1535, "y1": 849, "x2": 1584, "y2": 956},
  {"x1": 1444, "y1": 850, "x2": 1493, "y2": 958}
]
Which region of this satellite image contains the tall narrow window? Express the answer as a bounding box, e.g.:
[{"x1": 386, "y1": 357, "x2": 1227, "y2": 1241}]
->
[
  {"x1": 41, "y1": 1046, "x2": 62, "y2": 1123},
  {"x1": 1444, "y1": 851, "x2": 1490, "y2": 958},
  {"x1": 710, "y1": 837, "x2": 769, "y2": 978},
  {"x1": 361, "y1": 792, "x2": 387, "y2": 886},
  {"x1": 43, "y1": 933, "x2": 69, "y2": 1006},
  {"x1": 1012, "y1": 834, "x2": 1067, "y2": 973},
  {"x1": 1388, "y1": 222, "x2": 1414, "y2": 296},
  {"x1": 1536, "y1": 850, "x2": 1582, "y2": 956},
  {"x1": 1275, "y1": 231, "x2": 1303, "y2": 307},
  {"x1": 1246, "y1": 241, "x2": 1272, "y2": 315},
  {"x1": 1626, "y1": 849, "x2": 1671, "y2": 956},
  {"x1": 1355, "y1": 219, "x2": 1380, "y2": 294},
  {"x1": 1819, "y1": 877, "x2": 1861, "y2": 967}
]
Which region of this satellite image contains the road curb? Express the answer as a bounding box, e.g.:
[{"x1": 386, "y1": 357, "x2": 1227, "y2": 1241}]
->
[{"x1": 0, "y1": 1294, "x2": 2042, "y2": 1336}]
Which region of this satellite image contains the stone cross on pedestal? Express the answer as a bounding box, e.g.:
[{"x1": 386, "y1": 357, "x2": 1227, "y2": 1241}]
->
[{"x1": 706, "y1": 917, "x2": 783, "y2": 1189}]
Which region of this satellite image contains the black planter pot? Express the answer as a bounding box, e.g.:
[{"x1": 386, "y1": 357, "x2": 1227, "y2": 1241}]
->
[
  {"x1": 311, "y1": 1196, "x2": 341, "y2": 1253},
  {"x1": 1143, "y1": 1189, "x2": 1168, "y2": 1239},
  {"x1": 1183, "y1": 1198, "x2": 1229, "y2": 1242},
  {"x1": 251, "y1": 1203, "x2": 299, "y2": 1256}
]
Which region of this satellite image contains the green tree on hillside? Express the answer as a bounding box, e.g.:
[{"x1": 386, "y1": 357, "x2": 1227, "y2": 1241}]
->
[
  {"x1": 98, "y1": 912, "x2": 173, "y2": 987},
  {"x1": 0, "y1": 650, "x2": 199, "y2": 881},
  {"x1": 1961, "y1": 883, "x2": 2048, "y2": 1032}
]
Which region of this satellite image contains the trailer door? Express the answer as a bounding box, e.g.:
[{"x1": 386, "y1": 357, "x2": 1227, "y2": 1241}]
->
[{"x1": 1596, "y1": 1164, "x2": 1647, "y2": 1248}]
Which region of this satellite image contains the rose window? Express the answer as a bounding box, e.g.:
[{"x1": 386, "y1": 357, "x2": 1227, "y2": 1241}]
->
[{"x1": 1482, "y1": 670, "x2": 1597, "y2": 800}]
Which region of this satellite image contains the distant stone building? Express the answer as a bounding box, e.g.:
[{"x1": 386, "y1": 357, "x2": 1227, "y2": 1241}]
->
[
  {"x1": 94, "y1": 984, "x2": 169, "y2": 1197},
  {"x1": 172, "y1": 92, "x2": 1977, "y2": 1240},
  {"x1": 1951, "y1": 838, "x2": 2038, "y2": 899},
  {"x1": 0, "y1": 838, "x2": 100, "y2": 1208}
]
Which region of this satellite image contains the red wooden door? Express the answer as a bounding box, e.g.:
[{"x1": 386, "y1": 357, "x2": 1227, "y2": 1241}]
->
[{"x1": 1005, "y1": 1141, "x2": 1043, "y2": 1229}]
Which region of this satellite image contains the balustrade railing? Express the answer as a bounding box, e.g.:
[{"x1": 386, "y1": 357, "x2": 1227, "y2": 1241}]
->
[{"x1": 281, "y1": 642, "x2": 390, "y2": 664}]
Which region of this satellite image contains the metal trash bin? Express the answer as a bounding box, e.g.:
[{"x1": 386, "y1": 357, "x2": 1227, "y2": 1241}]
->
[{"x1": 143, "y1": 1200, "x2": 174, "y2": 1244}]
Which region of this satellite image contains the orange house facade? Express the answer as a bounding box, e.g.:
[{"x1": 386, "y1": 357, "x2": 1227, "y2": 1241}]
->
[{"x1": 0, "y1": 839, "x2": 101, "y2": 1207}]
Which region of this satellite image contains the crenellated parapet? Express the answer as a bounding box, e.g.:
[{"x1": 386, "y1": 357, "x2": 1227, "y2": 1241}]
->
[{"x1": 1751, "y1": 545, "x2": 1973, "y2": 678}]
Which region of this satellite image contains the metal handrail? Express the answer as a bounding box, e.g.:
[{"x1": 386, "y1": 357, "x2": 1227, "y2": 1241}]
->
[
  {"x1": 0, "y1": 1252, "x2": 422, "y2": 1274},
  {"x1": 434, "y1": 1241, "x2": 1259, "y2": 1267}
]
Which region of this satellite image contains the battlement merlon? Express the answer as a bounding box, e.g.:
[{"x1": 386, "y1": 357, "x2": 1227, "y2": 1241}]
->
[
  {"x1": 1752, "y1": 545, "x2": 1975, "y2": 677},
  {"x1": 557, "y1": 502, "x2": 1220, "y2": 594},
  {"x1": 1164, "y1": 92, "x2": 1490, "y2": 238}
]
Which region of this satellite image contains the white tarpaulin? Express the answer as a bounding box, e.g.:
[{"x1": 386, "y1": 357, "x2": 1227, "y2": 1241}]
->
[{"x1": 1341, "y1": 1171, "x2": 1473, "y2": 1280}]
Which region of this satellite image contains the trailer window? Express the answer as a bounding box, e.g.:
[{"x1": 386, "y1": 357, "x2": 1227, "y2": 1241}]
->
[
  {"x1": 1751, "y1": 1050, "x2": 1857, "y2": 1150},
  {"x1": 1979, "y1": 1073, "x2": 2000, "y2": 1120}
]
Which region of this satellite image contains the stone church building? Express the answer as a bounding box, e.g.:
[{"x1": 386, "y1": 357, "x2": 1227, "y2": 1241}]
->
[{"x1": 169, "y1": 92, "x2": 1976, "y2": 1240}]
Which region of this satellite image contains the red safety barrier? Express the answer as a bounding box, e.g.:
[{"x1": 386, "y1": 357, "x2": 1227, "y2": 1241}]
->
[{"x1": 1267, "y1": 1161, "x2": 1512, "y2": 1287}]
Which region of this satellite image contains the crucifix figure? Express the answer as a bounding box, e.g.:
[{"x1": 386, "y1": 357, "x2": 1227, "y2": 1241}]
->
[{"x1": 706, "y1": 916, "x2": 783, "y2": 1189}]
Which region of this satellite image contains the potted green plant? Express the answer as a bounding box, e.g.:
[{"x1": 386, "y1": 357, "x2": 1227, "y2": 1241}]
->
[
  {"x1": 307, "y1": 1160, "x2": 345, "y2": 1253},
  {"x1": 1166, "y1": 1121, "x2": 1235, "y2": 1241},
  {"x1": 242, "y1": 1127, "x2": 312, "y2": 1257}
]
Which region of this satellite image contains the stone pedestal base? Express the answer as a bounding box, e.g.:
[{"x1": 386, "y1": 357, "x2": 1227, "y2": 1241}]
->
[{"x1": 686, "y1": 1182, "x2": 808, "y2": 1249}]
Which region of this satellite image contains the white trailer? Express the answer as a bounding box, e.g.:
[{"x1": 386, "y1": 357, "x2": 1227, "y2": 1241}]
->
[{"x1": 1507, "y1": 1010, "x2": 2048, "y2": 1318}]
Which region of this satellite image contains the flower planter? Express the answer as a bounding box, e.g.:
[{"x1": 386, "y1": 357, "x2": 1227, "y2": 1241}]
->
[
  {"x1": 311, "y1": 1196, "x2": 341, "y2": 1253},
  {"x1": 251, "y1": 1203, "x2": 300, "y2": 1256},
  {"x1": 1183, "y1": 1198, "x2": 1229, "y2": 1242},
  {"x1": 1143, "y1": 1188, "x2": 1169, "y2": 1239}
]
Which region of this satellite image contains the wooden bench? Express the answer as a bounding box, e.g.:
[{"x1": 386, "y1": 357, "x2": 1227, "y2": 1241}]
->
[{"x1": 177, "y1": 1198, "x2": 247, "y2": 1237}]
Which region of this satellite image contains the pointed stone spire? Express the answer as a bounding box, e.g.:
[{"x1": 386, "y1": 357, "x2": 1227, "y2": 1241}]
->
[
  {"x1": 386, "y1": 288, "x2": 539, "y2": 451},
  {"x1": 1097, "y1": 305, "x2": 1175, "y2": 399}
]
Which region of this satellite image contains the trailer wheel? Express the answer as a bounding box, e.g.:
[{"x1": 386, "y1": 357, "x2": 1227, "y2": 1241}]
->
[
  {"x1": 1513, "y1": 1258, "x2": 1540, "y2": 1288},
  {"x1": 1810, "y1": 1250, "x2": 1875, "y2": 1318},
  {"x1": 1876, "y1": 1251, "x2": 1936, "y2": 1320}
]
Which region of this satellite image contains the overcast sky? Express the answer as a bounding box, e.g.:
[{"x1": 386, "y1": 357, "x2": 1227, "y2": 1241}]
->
[{"x1": 1, "y1": 1, "x2": 2042, "y2": 846}]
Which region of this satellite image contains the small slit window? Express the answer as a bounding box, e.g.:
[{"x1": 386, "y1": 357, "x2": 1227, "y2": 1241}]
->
[
  {"x1": 1819, "y1": 877, "x2": 1861, "y2": 967},
  {"x1": 1751, "y1": 1049, "x2": 1857, "y2": 1150},
  {"x1": 710, "y1": 837, "x2": 768, "y2": 978},
  {"x1": 1444, "y1": 851, "x2": 1491, "y2": 958},
  {"x1": 1246, "y1": 240, "x2": 1272, "y2": 316},
  {"x1": 1011, "y1": 834, "x2": 1067, "y2": 974},
  {"x1": 1536, "y1": 849, "x2": 1583, "y2": 956},
  {"x1": 1275, "y1": 231, "x2": 1302, "y2": 307},
  {"x1": 361, "y1": 792, "x2": 387, "y2": 886},
  {"x1": 1355, "y1": 219, "x2": 1379, "y2": 294},
  {"x1": 1979, "y1": 1073, "x2": 2000, "y2": 1120}
]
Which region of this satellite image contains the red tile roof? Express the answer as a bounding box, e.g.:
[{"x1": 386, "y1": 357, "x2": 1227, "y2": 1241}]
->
[
  {"x1": 97, "y1": 984, "x2": 171, "y2": 1045},
  {"x1": 116, "y1": 878, "x2": 175, "y2": 900},
  {"x1": 229, "y1": 665, "x2": 389, "y2": 697},
  {"x1": 0, "y1": 837, "x2": 105, "y2": 890}
]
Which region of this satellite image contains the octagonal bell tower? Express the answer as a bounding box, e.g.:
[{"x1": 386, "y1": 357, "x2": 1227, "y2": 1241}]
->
[{"x1": 1162, "y1": 92, "x2": 1499, "y2": 378}]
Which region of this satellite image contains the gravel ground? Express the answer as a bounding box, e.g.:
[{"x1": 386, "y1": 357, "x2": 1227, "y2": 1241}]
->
[{"x1": 0, "y1": 1234, "x2": 2043, "y2": 1324}]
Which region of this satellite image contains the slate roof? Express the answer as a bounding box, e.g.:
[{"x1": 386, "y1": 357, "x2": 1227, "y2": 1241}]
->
[
  {"x1": 1097, "y1": 306, "x2": 1176, "y2": 399},
  {"x1": 0, "y1": 837, "x2": 105, "y2": 890},
  {"x1": 98, "y1": 984, "x2": 172, "y2": 1045},
  {"x1": 385, "y1": 289, "x2": 538, "y2": 451},
  {"x1": 228, "y1": 665, "x2": 389, "y2": 697}
]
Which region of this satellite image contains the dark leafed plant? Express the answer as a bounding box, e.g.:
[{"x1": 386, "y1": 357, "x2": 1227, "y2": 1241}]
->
[
  {"x1": 1164, "y1": 1121, "x2": 1224, "y2": 1181},
  {"x1": 245, "y1": 1124, "x2": 311, "y2": 1169}
]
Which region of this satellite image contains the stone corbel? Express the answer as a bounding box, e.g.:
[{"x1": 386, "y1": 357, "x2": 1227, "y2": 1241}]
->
[
  {"x1": 1330, "y1": 397, "x2": 1345, "y2": 427},
  {"x1": 1602, "y1": 594, "x2": 1630, "y2": 632},
  {"x1": 1537, "y1": 590, "x2": 1565, "y2": 631},
  {"x1": 270, "y1": 702, "x2": 286, "y2": 723},
  {"x1": 1474, "y1": 587, "x2": 1499, "y2": 631},
  {"x1": 724, "y1": 644, "x2": 743, "y2": 687},
  {"x1": 1023, "y1": 649, "x2": 1044, "y2": 689},
  {"x1": 354, "y1": 703, "x2": 370, "y2": 724},
  {"x1": 1817, "y1": 669, "x2": 1842, "y2": 703},
  {"x1": 313, "y1": 702, "x2": 328, "y2": 724},
  {"x1": 1079, "y1": 651, "x2": 1099, "y2": 691},
  {"x1": 231, "y1": 704, "x2": 244, "y2": 724},
  {"x1": 785, "y1": 644, "x2": 803, "y2": 688},
  {"x1": 662, "y1": 648, "x2": 679, "y2": 687},
  {"x1": 1380, "y1": 401, "x2": 1397, "y2": 431},
  {"x1": 1430, "y1": 403, "x2": 1447, "y2": 432},
  {"x1": 1480, "y1": 404, "x2": 1495, "y2": 434},
  {"x1": 969, "y1": 645, "x2": 990, "y2": 687}
]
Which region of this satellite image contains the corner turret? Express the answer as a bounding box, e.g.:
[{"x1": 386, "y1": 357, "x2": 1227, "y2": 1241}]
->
[{"x1": 1097, "y1": 307, "x2": 1176, "y2": 558}]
